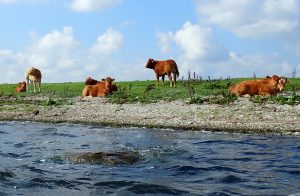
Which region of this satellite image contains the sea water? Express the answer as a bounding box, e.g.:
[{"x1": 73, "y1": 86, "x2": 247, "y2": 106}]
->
[{"x1": 0, "y1": 121, "x2": 299, "y2": 195}]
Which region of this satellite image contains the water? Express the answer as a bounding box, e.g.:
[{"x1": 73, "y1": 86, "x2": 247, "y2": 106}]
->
[{"x1": 0, "y1": 121, "x2": 299, "y2": 196}]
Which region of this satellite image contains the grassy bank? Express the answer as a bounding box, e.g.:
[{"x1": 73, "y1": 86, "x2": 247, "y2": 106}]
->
[{"x1": 0, "y1": 78, "x2": 300, "y2": 105}]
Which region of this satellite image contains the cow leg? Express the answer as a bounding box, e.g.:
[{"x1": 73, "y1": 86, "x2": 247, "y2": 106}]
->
[
  {"x1": 26, "y1": 79, "x2": 30, "y2": 92},
  {"x1": 29, "y1": 80, "x2": 33, "y2": 92},
  {"x1": 38, "y1": 81, "x2": 41, "y2": 92},
  {"x1": 162, "y1": 75, "x2": 165, "y2": 86},
  {"x1": 155, "y1": 73, "x2": 159, "y2": 86},
  {"x1": 33, "y1": 81, "x2": 36, "y2": 93},
  {"x1": 167, "y1": 73, "x2": 172, "y2": 87},
  {"x1": 173, "y1": 73, "x2": 177, "y2": 88}
]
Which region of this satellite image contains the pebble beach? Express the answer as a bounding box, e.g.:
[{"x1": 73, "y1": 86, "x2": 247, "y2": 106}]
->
[{"x1": 0, "y1": 96, "x2": 299, "y2": 135}]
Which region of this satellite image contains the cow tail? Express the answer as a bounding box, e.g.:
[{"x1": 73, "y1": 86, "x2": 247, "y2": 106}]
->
[{"x1": 174, "y1": 61, "x2": 179, "y2": 77}]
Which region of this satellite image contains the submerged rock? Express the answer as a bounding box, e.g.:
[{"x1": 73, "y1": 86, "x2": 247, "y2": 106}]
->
[{"x1": 64, "y1": 151, "x2": 140, "y2": 165}]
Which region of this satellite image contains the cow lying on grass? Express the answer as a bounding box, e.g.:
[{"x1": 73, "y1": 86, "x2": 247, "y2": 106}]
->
[
  {"x1": 145, "y1": 58, "x2": 179, "y2": 88},
  {"x1": 16, "y1": 81, "x2": 26, "y2": 92},
  {"x1": 82, "y1": 77, "x2": 115, "y2": 97},
  {"x1": 85, "y1": 77, "x2": 118, "y2": 92},
  {"x1": 228, "y1": 75, "x2": 287, "y2": 96}
]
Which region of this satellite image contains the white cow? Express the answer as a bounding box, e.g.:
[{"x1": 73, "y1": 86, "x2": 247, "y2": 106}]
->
[{"x1": 25, "y1": 67, "x2": 42, "y2": 92}]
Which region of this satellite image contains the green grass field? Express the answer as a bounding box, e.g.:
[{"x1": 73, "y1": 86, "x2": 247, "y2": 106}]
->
[{"x1": 0, "y1": 78, "x2": 300, "y2": 105}]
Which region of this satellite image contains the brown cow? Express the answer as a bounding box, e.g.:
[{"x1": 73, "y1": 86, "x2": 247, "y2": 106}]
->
[
  {"x1": 85, "y1": 77, "x2": 99, "y2": 85},
  {"x1": 145, "y1": 58, "x2": 179, "y2": 87},
  {"x1": 85, "y1": 77, "x2": 118, "y2": 92},
  {"x1": 16, "y1": 81, "x2": 26, "y2": 92},
  {"x1": 228, "y1": 75, "x2": 284, "y2": 96},
  {"x1": 82, "y1": 77, "x2": 115, "y2": 97},
  {"x1": 25, "y1": 67, "x2": 42, "y2": 92}
]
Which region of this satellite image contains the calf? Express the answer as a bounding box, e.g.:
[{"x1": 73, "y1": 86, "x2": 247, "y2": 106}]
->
[
  {"x1": 228, "y1": 75, "x2": 282, "y2": 96},
  {"x1": 82, "y1": 77, "x2": 115, "y2": 97},
  {"x1": 145, "y1": 58, "x2": 179, "y2": 87},
  {"x1": 16, "y1": 81, "x2": 26, "y2": 92}
]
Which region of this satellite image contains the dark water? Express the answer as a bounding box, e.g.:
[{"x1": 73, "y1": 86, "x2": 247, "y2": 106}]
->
[{"x1": 0, "y1": 121, "x2": 299, "y2": 195}]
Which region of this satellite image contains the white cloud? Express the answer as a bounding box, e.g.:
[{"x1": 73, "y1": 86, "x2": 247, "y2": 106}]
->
[
  {"x1": 0, "y1": 26, "x2": 126, "y2": 84},
  {"x1": 174, "y1": 21, "x2": 228, "y2": 62},
  {"x1": 0, "y1": 26, "x2": 85, "y2": 83},
  {"x1": 90, "y1": 28, "x2": 123, "y2": 56},
  {"x1": 224, "y1": 52, "x2": 295, "y2": 78},
  {"x1": 70, "y1": 0, "x2": 122, "y2": 12},
  {"x1": 156, "y1": 20, "x2": 298, "y2": 79},
  {"x1": 156, "y1": 31, "x2": 174, "y2": 53},
  {"x1": 0, "y1": 50, "x2": 26, "y2": 83},
  {"x1": 86, "y1": 28, "x2": 124, "y2": 74},
  {"x1": 196, "y1": 0, "x2": 300, "y2": 38},
  {"x1": 157, "y1": 21, "x2": 229, "y2": 77},
  {"x1": 25, "y1": 26, "x2": 80, "y2": 71}
]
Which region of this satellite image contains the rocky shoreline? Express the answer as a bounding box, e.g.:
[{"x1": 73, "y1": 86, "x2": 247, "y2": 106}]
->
[{"x1": 0, "y1": 96, "x2": 299, "y2": 135}]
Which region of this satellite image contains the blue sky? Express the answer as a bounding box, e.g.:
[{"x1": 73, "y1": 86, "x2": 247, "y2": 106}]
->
[{"x1": 0, "y1": 0, "x2": 300, "y2": 83}]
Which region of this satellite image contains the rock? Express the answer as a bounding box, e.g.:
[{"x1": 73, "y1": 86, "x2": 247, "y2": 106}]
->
[
  {"x1": 32, "y1": 110, "x2": 39, "y2": 115},
  {"x1": 64, "y1": 151, "x2": 140, "y2": 165}
]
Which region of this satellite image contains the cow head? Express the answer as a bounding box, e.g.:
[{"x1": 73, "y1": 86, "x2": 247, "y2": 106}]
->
[
  {"x1": 145, "y1": 58, "x2": 155, "y2": 69},
  {"x1": 266, "y1": 75, "x2": 285, "y2": 92},
  {"x1": 16, "y1": 81, "x2": 26, "y2": 92},
  {"x1": 277, "y1": 77, "x2": 288, "y2": 92},
  {"x1": 102, "y1": 77, "x2": 115, "y2": 89}
]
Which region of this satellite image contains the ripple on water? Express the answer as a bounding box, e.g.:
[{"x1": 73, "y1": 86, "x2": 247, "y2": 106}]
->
[
  {"x1": 93, "y1": 181, "x2": 190, "y2": 195},
  {"x1": 14, "y1": 142, "x2": 28, "y2": 148},
  {"x1": 0, "y1": 170, "x2": 16, "y2": 182},
  {"x1": 219, "y1": 175, "x2": 245, "y2": 184},
  {"x1": 20, "y1": 177, "x2": 81, "y2": 190},
  {"x1": 20, "y1": 165, "x2": 49, "y2": 174},
  {"x1": 38, "y1": 127, "x2": 77, "y2": 138}
]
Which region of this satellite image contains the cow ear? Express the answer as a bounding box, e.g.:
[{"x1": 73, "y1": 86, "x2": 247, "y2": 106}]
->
[
  {"x1": 266, "y1": 76, "x2": 270, "y2": 78},
  {"x1": 102, "y1": 78, "x2": 105, "y2": 81},
  {"x1": 112, "y1": 78, "x2": 115, "y2": 81}
]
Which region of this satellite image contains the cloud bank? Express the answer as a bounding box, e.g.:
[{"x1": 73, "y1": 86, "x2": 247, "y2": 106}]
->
[
  {"x1": 196, "y1": 0, "x2": 300, "y2": 38},
  {"x1": 157, "y1": 20, "x2": 295, "y2": 79},
  {"x1": 0, "y1": 26, "x2": 127, "y2": 83}
]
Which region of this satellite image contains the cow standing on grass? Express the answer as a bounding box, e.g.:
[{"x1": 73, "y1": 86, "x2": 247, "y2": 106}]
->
[
  {"x1": 25, "y1": 67, "x2": 42, "y2": 92},
  {"x1": 145, "y1": 58, "x2": 179, "y2": 88},
  {"x1": 228, "y1": 75, "x2": 286, "y2": 96},
  {"x1": 82, "y1": 77, "x2": 115, "y2": 97}
]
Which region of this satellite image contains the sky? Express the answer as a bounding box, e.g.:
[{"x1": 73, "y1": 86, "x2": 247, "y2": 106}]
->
[{"x1": 0, "y1": 0, "x2": 300, "y2": 83}]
